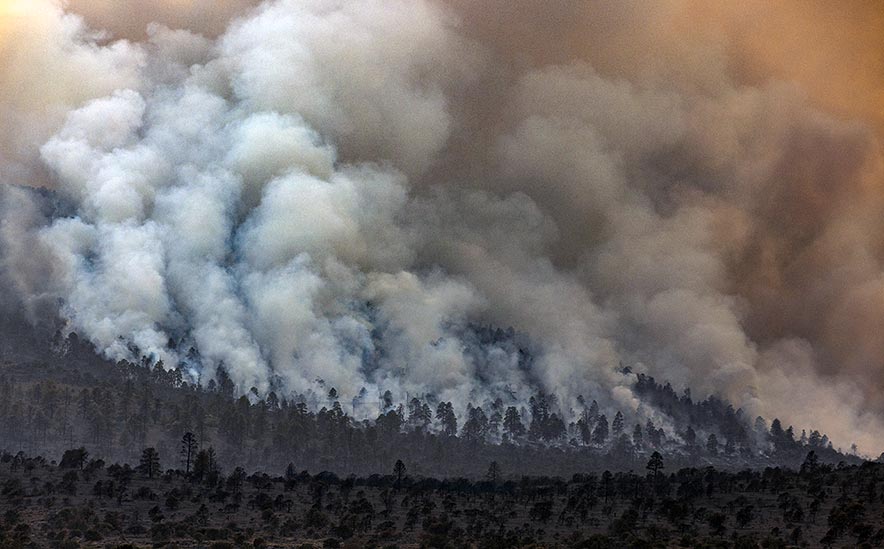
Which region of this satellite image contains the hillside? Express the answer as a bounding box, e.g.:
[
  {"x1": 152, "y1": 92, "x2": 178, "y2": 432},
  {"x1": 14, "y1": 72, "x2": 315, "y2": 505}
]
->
[{"x1": 0, "y1": 317, "x2": 862, "y2": 478}]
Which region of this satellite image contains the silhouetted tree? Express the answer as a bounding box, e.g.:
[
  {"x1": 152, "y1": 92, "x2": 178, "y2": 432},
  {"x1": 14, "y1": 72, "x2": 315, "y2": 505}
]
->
[
  {"x1": 216, "y1": 367, "x2": 235, "y2": 398},
  {"x1": 592, "y1": 414, "x2": 609, "y2": 445},
  {"x1": 601, "y1": 470, "x2": 613, "y2": 503},
  {"x1": 192, "y1": 447, "x2": 218, "y2": 481},
  {"x1": 577, "y1": 416, "x2": 592, "y2": 445},
  {"x1": 528, "y1": 393, "x2": 551, "y2": 441},
  {"x1": 138, "y1": 447, "x2": 161, "y2": 478},
  {"x1": 393, "y1": 459, "x2": 406, "y2": 484},
  {"x1": 724, "y1": 438, "x2": 736, "y2": 456},
  {"x1": 180, "y1": 432, "x2": 197, "y2": 474},
  {"x1": 435, "y1": 402, "x2": 457, "y2": 436},
  {"x1": 611, "y1": 433, "x2": 633, "y2": 458},
  {"x1": 684, "y1": 426, "x2": 697, "y2": 447},
  {"x1": 60, "y1": 447, "x2": 89, "y2": 470},
  {"x1": 227, "y1": 466, "x2": 246, "y2": 494},
  {"x1": 770, "y1": 418, "x2": 786, "y2": 448},
  {"x1": 706, "y1": 434, "x2": 718, "y2": 455},
  {"x1": 407, "y1": 398, "x2": 432, "y2": 432},
  {"x1": 546, "y1": 413, "x2": 567, "y2": 441},
  {"x1": 486, "y1": 461, "x2": 501, "y2": 483},
  {"x1": 754, "y1": 416, "x2": 767, "y2": 435},
  {"x1": 646, "y1": 451, "x2": 664, "y2": 478},
  {"x1": 587, "y1": 400, "x2": 600, "y2": 423},
  {"x1": 502, "y1": 406, "x2": 525, "y2": 441},
  {"x1": 646, "y1": 420, "x2": 663, "y2": 448},
  {"x1": 462, "y1": 405, "x2": 489, "y2": 443},
  {"x1": 632, "y1": 423, "x2": 644, "y2": 449},
  {"x1": 611, "y1": 411, "x2": 624, "y2": 438},
  {"x1": 800, "y1": 450, "x2": 819, "y2": 476}
]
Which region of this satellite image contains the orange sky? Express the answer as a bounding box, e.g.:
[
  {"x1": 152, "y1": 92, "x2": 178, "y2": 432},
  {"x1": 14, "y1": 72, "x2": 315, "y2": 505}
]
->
[{"x1": 681, "y1": 1, "x2": 884, "y2": 129}]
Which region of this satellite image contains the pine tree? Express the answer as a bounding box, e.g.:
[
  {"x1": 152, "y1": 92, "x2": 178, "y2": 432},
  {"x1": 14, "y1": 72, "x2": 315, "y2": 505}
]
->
[
  {"x1": 646, "y1": 419, "x2": 662, "y2": 448},
  {"x1": 227, "y1": 466, "x2": 247, "y2": 494},
  {"x1": 800, "y1": 450, "x2": 819, "y2": 476},
  {"x1": 192, "y1": 447, "x2": 219, "y2": 481},
  {"x1": 393, "y1": 459, "x2": 406, "y2": 484},
  {"x1": 587, "y1": 400, "x2": 600, "y2": 423},
  {"x1": 503, "y1": 406, "x2": 525, "y2": 441},
  {"x1": 770, "y1": 418, "x2": 785, "y2": 447},
  {"x1": 180, "y1": 432, "x2": 198, "y2": 474},
  {"x1": 138, "y1": 447, "x2": 161, "y2": 478},
  {"x1": 592, "y1": 414, "x2": 609, "y2": 445},
  {"x1": 528, "y1": 393, "x2": 551, "y2": 441},
  {"x1": 646, "y1": 451, "x2": 664, "y2": 477},
  {"x1": 684, "y1": 426, "x2": 697, "y2": 447},
  {"x1": 724, "y1": 438, "x2": 736, "y2": 456},
  {"x1": 754, "y1": 416, "x2": 767, "y2": 434},
  {"x1": 435, "y1": 402, "x2": 457, "y2": 436},
  {"x1": 462, "y1": 405, "x2": 490, "y2": 443},
  {"x1": 706, "y1": 434, "x2": 718, "y2": 455},
  {"x1": 407, "y1": 398, "x2": 432, "y2": 432},
  {"x1": 486, "y1": 461, "x2": 501, "y2": 483},
  {"x1": 632, "y1": 423, "x2": 644, "y2": 448},
  {"x1": 611, "y1": 411, "x2": 624, "y2": 437}
]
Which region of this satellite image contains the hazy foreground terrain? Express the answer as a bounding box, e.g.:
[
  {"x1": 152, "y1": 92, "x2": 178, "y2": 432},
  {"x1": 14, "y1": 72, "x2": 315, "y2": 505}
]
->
[{"x1": 0, "y1": 449, "x2": 881, "y2": 548}]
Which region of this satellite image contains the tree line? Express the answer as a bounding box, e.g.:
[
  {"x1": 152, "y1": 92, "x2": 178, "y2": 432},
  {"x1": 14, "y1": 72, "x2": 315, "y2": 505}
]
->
[{"x1": 0, "y1": 334, "x2": 861, "y2": 479}]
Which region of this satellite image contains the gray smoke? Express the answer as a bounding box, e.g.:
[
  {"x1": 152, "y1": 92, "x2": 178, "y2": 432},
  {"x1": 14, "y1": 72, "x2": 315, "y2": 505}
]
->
[{"x1": 2, "y1": 0, "x2": 884, "y2": 452}]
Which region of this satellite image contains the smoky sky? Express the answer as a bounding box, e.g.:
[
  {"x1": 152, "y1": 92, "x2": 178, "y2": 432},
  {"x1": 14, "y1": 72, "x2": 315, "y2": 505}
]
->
[{"x1": 2, "y1": 0, "x2": 884, "y2": 453}]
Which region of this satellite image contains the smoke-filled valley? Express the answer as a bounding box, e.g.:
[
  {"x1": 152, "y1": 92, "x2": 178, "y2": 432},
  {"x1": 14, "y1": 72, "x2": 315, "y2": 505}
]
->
[{"x1": 3, "y1": 0, "x2": 884, "y2": 465}]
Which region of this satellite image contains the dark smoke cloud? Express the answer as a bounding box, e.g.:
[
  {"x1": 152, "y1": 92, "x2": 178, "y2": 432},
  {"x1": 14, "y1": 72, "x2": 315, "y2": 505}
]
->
[{"x1": 2, "y1": 0, "x2": 884, "y2": 452}]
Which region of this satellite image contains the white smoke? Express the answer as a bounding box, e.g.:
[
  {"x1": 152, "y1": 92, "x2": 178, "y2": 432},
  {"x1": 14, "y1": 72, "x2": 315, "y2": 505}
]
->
[{"x1": 2, "y1": 0, "x2": 884, "y2": 453}]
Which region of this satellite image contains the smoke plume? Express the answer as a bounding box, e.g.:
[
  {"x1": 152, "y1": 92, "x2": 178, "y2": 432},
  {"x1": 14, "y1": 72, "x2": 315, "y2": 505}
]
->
[{"x1": 2, "y1": 0, "x2": 884, "y2": 452}]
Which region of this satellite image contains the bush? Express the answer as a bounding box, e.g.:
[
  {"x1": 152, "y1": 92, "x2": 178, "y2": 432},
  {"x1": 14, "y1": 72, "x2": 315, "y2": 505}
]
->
[
  {"x1": 2, "y1": 479, "x2": 23, "y2": 497},
  {"x1": 134, "y1": 486, "x2": 155, "y2": 500},
  {"x1": 304, "y1": 508, "x2": 329, "y2": 529}
]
